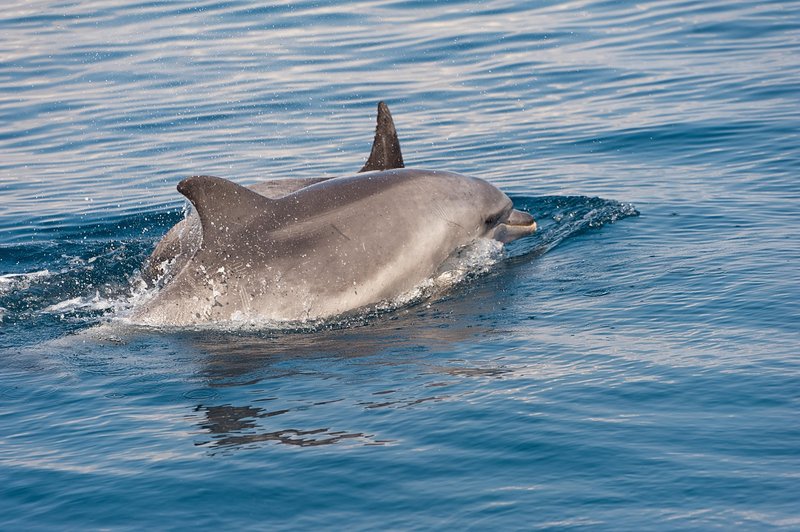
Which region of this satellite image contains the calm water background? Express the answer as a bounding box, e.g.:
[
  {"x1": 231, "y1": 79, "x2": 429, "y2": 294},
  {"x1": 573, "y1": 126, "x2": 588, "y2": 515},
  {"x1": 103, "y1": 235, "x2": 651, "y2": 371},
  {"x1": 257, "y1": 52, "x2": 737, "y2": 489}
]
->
[{"x1": 1, "y1": 0, "x2": 799, "y2": 529}]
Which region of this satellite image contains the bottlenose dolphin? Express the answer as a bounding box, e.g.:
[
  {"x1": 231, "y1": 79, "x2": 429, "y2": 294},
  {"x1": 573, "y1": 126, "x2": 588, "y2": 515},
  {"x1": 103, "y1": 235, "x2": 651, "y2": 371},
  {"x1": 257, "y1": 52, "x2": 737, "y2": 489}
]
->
[
  {"x1": 132, "y1": 103, "x2": 536, "y2": 326},
  {"x1": 142, "y1": 102, "x2": 404, "y2": 285}
]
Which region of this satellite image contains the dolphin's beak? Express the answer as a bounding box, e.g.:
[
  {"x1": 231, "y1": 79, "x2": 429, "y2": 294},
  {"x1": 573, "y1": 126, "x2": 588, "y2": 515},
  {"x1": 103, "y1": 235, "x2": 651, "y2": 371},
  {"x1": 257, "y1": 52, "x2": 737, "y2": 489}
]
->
[{"x1": 492, "y1": 209, "x2": 537, "y2": 243}]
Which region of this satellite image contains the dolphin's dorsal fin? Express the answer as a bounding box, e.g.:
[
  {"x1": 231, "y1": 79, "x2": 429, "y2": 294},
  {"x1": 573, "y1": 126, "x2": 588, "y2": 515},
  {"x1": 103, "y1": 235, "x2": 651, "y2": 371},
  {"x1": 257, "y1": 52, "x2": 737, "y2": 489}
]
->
[
  {"x1": 177, "y1": 175, "x2": 277, "y2": 250},
  {"x1": 359, "y1": 101, "x2": 405, "y2": 172}
]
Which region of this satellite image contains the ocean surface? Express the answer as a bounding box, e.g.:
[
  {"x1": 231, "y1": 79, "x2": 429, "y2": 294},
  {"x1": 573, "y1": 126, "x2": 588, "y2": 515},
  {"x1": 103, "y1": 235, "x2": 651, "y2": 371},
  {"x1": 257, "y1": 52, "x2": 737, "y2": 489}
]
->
[{"x1": 1, "y1": 0, "x2": 799, "y2": 529}]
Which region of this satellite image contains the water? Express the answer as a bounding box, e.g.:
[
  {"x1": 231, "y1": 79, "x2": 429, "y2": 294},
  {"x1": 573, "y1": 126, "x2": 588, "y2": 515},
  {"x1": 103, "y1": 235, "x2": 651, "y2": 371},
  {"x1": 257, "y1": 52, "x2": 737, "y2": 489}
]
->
[{"x1": 1, "y1": 0, "x2": 798, "y2": 528}]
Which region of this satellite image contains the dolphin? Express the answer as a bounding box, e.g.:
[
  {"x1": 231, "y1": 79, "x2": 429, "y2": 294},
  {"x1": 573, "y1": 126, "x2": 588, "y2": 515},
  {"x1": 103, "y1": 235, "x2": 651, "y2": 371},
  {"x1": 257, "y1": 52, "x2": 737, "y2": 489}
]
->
[
  {"x1": 142, "y1": 102, "x2": 404, "y2": 286},
  {"x1": 132, "y1": 103, "x2": 536, "y2": 326}
]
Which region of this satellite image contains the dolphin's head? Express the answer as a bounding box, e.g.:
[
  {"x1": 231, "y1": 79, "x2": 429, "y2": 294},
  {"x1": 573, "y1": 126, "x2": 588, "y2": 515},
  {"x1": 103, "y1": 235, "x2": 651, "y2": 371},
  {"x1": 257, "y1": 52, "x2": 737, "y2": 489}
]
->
[{"x1": 457, "y1": 175, "x2": 537, "y2": 244}]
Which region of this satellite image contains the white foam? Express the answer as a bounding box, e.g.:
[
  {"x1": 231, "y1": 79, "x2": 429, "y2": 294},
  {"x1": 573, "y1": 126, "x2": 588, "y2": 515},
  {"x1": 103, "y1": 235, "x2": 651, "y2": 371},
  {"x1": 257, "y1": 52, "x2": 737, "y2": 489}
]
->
[
  {"x1": 43, "y1": 291, "x2": 115, "y2": 314},
  {"x1": 433, "y1": 238, "x2": 505, "y2": 289},
  {"x1": 0, "y1": 270, "x2": 51, "y2": 295}
]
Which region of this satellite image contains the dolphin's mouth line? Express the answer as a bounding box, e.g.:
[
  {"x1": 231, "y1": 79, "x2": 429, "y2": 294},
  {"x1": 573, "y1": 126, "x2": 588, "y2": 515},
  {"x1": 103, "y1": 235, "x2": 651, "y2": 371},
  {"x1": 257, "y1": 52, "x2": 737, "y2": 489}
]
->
[
  {"x1": 498, "y1": 220, "x2": 538, "y2": 231},
  {"x1": 491, "y1": 209, "x2": 537, "y2": 244},
  {"x1": 501, "y1": 209, "x2": 537, "y2": 231},
  {"x1": 504, "y1": 220, "x2": 537, "y2": 229}
]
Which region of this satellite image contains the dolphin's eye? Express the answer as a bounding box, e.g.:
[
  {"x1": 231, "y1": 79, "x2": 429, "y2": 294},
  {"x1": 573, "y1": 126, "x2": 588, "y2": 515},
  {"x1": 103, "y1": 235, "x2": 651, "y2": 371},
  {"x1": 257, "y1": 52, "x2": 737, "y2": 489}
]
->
[{"x1": 485, "y1": 214, "x2": 499, "y2": 226}]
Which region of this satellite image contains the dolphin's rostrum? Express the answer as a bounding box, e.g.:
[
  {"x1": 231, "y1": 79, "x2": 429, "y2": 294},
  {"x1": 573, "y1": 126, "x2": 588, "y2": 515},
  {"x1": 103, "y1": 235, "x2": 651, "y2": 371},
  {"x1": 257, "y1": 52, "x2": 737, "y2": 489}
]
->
[{"x1": 133, "y1": 103, "x2": 536, "y2": 325}]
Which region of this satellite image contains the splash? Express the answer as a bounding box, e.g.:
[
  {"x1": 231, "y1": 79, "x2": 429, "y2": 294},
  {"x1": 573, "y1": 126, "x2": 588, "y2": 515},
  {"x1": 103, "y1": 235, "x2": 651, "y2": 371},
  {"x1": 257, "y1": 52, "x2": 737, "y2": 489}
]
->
[
  {"x1": 44, "y1": 291, "x2": 115, "y2": 315},
  {"x1": 0, "y1": 270, "x2": 52, "y2": 296}
]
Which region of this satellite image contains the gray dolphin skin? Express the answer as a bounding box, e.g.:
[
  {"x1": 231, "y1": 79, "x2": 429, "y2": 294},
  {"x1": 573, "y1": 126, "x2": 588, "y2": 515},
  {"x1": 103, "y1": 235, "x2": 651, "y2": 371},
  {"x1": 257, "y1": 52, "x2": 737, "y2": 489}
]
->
[
  {"x1": 141, "y1": 102, "x2": 403, "y2": 285},
  {"x1": 132, "y1": 103, "x2": 536, "y2": 325}
]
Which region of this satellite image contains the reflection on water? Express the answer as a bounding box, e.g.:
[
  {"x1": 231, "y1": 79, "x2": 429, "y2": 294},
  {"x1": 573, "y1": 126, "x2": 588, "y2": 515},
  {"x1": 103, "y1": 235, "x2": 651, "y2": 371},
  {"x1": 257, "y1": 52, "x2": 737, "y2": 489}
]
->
[
  {"x1": 195, "y1": 404, "x2": 374, "y2": 449},
  {"x1": 174, "y1": 277, "x2": 517, "y2": 449},
  {"x1": 58, "y1": 250, "x2": 553, "y2": 453}
]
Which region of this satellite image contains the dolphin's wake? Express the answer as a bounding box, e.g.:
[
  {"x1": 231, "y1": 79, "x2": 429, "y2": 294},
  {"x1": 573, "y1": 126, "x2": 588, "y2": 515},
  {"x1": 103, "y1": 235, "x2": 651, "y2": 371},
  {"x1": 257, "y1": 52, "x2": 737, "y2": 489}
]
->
[{"x1": 505, "y1": 195, "x2": 639, "y2": 260}]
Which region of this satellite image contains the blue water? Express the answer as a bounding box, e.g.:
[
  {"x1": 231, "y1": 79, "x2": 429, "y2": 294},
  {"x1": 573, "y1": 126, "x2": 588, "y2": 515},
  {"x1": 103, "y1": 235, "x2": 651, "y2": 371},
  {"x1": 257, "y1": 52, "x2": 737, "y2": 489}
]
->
[{"x1": 2, "y1": 0, "x2": 799, "y2": 528}]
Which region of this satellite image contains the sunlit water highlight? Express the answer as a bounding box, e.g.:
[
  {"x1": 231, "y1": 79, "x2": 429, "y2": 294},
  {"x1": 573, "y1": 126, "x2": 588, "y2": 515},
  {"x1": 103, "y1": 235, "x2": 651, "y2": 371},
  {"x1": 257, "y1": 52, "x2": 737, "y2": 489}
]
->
[{"x1": 1, "y1": 0, "x2": 799, "y2": 529}]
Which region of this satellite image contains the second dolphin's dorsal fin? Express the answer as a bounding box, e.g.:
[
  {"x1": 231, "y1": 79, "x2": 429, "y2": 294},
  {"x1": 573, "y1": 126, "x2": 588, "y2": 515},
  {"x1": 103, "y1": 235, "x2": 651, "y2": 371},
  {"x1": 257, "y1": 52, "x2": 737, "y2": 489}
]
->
[
  {"x1": 177, "y1": 175, "x2": 277, "y2": 250},
  {"x1": 359, "y1": 101, "x2": 405, "y2": 172}
]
